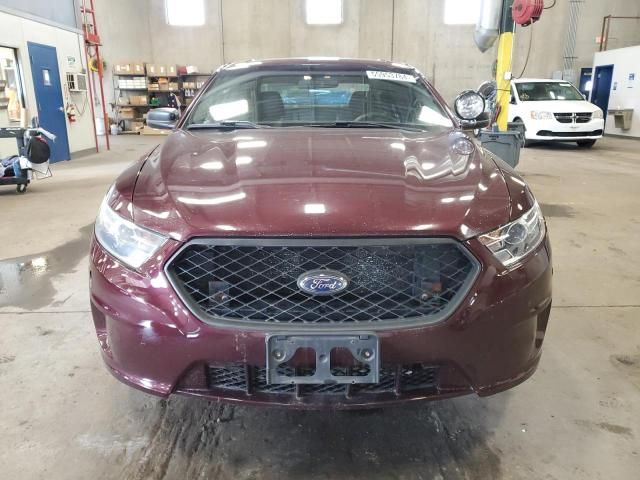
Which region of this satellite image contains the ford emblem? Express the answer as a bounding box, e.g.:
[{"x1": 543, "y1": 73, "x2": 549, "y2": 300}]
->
[{"x1": 297, "y1": 270, "x2": 349, "y2": 296}]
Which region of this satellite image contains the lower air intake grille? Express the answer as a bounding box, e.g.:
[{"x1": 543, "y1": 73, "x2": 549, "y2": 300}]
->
[
  {"x1": 166, "y1": 239, "x2": 478, "y2": 328},
  {"x1": 206, "y1": 363, "x2": 439, "y2": 396}
]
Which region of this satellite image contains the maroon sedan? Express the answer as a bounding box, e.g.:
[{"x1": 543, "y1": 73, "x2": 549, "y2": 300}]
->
[{"x1": 90, "y1": 58, "x2": 552, "y2": 408}]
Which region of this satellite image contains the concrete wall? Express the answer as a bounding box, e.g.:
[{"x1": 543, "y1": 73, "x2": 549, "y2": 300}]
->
[
  {"x1": 0, "y1": 0, "x2": 79, "y2": 29},
  {"x1": 594, "y1": 45, "x2": 640, "y2": 138},
  {"x1": 93, "y1": 0, "x2": 152, "y2": 113},
  {"x1": 0, "y1": 10, "x2": 94, "y2": 157},
  {"x1": 95, "y1": 0, "x2": 640, "y2": 104}
]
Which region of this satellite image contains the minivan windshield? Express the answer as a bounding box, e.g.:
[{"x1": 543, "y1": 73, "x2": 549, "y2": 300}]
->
[
  {"x1": 185, "y1": 68, "x2": 454, "y2": 131},
  {"x1": 515, "y1": 82, "x2": 584, "y2": 102}
]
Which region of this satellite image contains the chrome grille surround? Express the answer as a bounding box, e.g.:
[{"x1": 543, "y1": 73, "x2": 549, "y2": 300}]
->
[{"x1": 165, "y1": 238, "x2": 480, "y2": 331}]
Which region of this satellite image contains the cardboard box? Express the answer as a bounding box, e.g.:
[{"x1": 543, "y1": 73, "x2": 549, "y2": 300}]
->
[
  {"x1": 148, "y1": 83, "x2": 159, "y2": 91},
  {"x1": 142, "y1": 125, "x2": 171, "y2": 136},
  {"x1": 119, "y1": 107, "x2": 135, "y2": 120},
  {"x1": 166, "y1": 64, "x2": 178, "y2": 77},
  {"x1": 145, "y1": 63, "x2": 159, "y2": 76},
  {"x1": 129, "y1": 95, "x2": 148, "y2": 106},
  {"x1": 131, "y1": 121, "x2": 145, "y2": 131},
  {"x1": 168, "y1": 82, "x2": 179, "y2": 91},
  {"x1": 117, "y1": 96, "x2": 130, "y2": 106},
  {"x1": 132, "y1": 62, "x2": 145, "y2": 75},
  {"x1": 186, "y1": 65, "x2": 199, "y2": 74},
  {"x1": 114, "y1": 63, "x2": 132, "y2": 75}
]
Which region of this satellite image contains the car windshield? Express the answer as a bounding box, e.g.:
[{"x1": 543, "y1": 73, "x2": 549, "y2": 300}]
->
[
  {"x1": 184, "y1": 67, "x2": 454, "y2": 131},
  {"x1": 516, "y1": 82, "x2": 584, "y2": 101}
]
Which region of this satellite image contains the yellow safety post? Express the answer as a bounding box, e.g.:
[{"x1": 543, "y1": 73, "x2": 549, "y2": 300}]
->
[{"x1": 495, "y1": 1, "x2": 516, "y2": 131}]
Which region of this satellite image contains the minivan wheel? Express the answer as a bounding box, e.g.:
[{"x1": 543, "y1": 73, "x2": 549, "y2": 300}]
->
[{"x1": 577, "y1": 139, "x2": 596, "y2": 148}]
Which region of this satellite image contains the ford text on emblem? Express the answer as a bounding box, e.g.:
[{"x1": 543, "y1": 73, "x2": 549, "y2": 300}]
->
[{"x1": 297, "y1": 270, "x2": 349, "y2": 296}]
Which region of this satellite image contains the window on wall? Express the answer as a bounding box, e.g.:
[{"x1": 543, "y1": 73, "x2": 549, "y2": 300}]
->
[
  {"x1": 0, "y1": 46, "x2": 25, "y2": 125},
  {"x1": 306, "y1": 0, "x2": 343, "y2": 25},
  {"x1": 444, "y1": 0, "x2": 481, "y2": 25},
  {"x1": 166, "y1": 0, "x2": 205, "y2": 26}
]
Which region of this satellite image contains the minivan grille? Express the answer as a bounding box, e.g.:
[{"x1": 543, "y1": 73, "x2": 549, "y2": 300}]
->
[
  {"x1": 554, "y1": 112, "x2": 592, "y2": 124},
  {"x1": 166, "y1": 240, "x2": 478, "y2": 327}
]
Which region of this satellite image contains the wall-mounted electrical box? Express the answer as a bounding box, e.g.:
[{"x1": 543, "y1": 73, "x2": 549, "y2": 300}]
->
[{"x1": 66, "y1": 73, "x2": 88, "y2": 92}]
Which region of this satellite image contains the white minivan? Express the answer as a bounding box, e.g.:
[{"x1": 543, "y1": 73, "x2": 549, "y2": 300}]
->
[{"x1": 508, "y1": 78, "x2": 604, "y2": 148}]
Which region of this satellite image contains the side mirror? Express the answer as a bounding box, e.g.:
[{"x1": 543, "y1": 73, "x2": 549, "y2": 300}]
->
[
  {"x1": 147, "y1": 108, "x2": 179, "y2": 130},
  {"x1": 510, "y1": 95, "x2": 517, "y2": 105},
  {"x1": 454, "y1": 90, "x2": 490, "y2": 130}
]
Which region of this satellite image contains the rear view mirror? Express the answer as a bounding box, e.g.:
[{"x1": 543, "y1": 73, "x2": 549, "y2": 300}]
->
[{"x1": 147, "y1": 108, "x2": 179, "y2": 130}]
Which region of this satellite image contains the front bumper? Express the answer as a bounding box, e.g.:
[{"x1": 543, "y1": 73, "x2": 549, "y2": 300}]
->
[
  {"x1": 525, "y1": 118, "x2": 604, "y2": 141},
  {"x1": 89, "y1": 235, "x2": 553, "y2": 408}
]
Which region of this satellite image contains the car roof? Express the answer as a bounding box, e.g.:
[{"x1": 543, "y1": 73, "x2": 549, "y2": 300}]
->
[
  {"x1": 221, "y1": 57, "x2": 418, "y2": 74},
  {"x1": 512, "y1": 78, "x2": 572, "y2": 83}
]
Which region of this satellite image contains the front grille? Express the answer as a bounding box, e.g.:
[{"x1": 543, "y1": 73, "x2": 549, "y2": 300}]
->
[
  {"x1": 576, "y1": 112, "x2": 593, "y2": 123},
  {"x1": 537, "y1": 129, "x2": 603, "y2": 138},
  {"x1": 554, "y1": 112, "x2": 592, "y2": 124},
  {"x1": 166, "y1": 239, "x2": 478, "y2": 328},
  {"x1": 206, "y1": 363, "x2": 439, "y2": 396}
]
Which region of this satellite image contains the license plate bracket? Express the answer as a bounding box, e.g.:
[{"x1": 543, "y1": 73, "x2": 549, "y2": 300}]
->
[{"x1": 265, "y1": 334, "x2": 380, "y2": 385}]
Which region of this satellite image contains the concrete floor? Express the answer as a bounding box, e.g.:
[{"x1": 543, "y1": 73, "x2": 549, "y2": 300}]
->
[{"x1": 0, "y1": 135, "x2": 639, "y2": 479}]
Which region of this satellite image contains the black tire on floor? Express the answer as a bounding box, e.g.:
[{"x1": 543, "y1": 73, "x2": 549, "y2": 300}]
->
[
  {"x1": 577, "y1": 139, "x2": 597, "y2": 148},
  {"x1": 16, "y1": 184, "x2": 27, "y2": 194}
]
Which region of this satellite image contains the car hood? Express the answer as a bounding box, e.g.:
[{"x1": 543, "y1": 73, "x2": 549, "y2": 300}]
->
[
  {"x1": 131, "y1": 128, "x2": 512, "y2": 241},
  {"x1": 521, "y1": 100, "x2": 601, "y2": 113}
]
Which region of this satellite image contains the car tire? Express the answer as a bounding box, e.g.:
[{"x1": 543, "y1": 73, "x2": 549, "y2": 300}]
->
[{"x1": 577, "y1": 140, "x2": 596, "y2": 148}]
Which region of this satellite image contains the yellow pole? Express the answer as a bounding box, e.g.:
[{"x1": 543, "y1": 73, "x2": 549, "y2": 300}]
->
[
  {"x1": 495, "y1": 0, "x2": 516, "y2": 131},
  {"x1": 495, "y1": 32, "x2": 514, "y2": 131}
]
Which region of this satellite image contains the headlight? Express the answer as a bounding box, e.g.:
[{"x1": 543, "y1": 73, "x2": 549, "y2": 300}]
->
[
  {"x1": 478, "y1": 202, "x2": 546, "y2": 267},
  {"x1": 454, "y1": 91, "x2": 485, "y2": 120},
  {"x1": 95, "y1": 194, "x2": 167, "y2": 270},
  {"x1": 592, "y1": 109, "x2": 603, "y2": 119},
  {"x1": 530, "y1": 111, "x2": 553, "y2": 120}
]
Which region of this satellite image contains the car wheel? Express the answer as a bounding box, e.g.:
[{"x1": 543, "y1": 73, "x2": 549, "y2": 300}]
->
[{"x1": 577, "y1": 140, "x2": 596, "y2": 148}]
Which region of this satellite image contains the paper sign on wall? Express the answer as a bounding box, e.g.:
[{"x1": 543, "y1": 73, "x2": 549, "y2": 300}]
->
[{"x1": 628, "y1": 73, "x2": 636, "y2": 89}]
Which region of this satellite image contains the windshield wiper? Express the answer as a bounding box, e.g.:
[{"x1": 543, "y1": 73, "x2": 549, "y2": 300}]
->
[
  {"x1": 186, "y1": 121, "x2": 262, "y2": 131},
  {"x1": 308, "y1": 122, "x2": 425, "y2": 132}
]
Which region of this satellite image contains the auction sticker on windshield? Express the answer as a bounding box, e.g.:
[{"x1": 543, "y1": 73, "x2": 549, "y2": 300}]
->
[{"x1": 366, "y1": 71, "x2": 417, "y2": 83}]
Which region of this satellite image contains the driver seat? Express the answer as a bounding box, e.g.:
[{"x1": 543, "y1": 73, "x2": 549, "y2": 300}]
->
[{"x1": 348, "y1": 91, "x2": 368, "y2": 120}]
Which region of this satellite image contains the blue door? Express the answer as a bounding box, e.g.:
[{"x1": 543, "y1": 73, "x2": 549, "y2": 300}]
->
[
  {"x1": 578, "y1": 67, "x2": 592, "y2": 98},
  {"x1": 591, "y1": 65, "x2": 614, "y2": 119},
  {"x1": 27, "y1": 42, "x2": 70, "y2": 162}
]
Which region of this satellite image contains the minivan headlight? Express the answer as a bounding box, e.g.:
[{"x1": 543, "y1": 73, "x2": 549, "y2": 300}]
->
[
  {"x1": 592, "y1": 109, "x2": 604, "y2": 119},
  {"x1": 95, "y1": 195, "x2": 167, "y2": 270},
  {"x1": 478, "y1": 203, "x2": 546, "y2": 267},
  {"x1": 530, "y1": 111, "x2": 553, "y2": 120}
]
